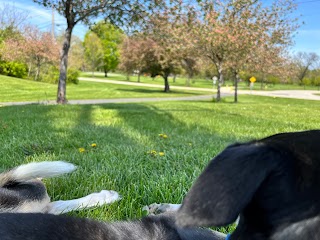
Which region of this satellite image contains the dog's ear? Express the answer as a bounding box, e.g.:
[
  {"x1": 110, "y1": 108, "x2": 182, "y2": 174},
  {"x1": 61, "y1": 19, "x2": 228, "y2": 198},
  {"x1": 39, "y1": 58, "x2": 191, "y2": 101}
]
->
[{"x1": 177, "y1": 143, "x2": 279, "y2": 228}]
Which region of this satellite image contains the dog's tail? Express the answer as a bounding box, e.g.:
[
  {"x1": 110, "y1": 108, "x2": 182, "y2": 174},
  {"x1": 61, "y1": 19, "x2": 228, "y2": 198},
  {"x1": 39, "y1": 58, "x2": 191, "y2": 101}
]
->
[{"x1": 0, "y1": 161, "x2": 76, "y2": 187}]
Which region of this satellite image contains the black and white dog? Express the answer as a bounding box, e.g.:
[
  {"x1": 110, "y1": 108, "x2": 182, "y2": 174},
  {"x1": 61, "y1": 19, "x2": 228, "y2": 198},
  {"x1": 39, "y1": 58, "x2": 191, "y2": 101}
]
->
[
  {"x1": 0, "y1": 130, "x2": 320, "y2": 239},
  {"x1": 0, "y1": 161, "x2": 120, "y2": 214},
  {"x1": 0, "y1": 161, "x2": 224, "y2": 240},
  {"x1": 177, "y1": 129, "x2": 320, "y2": 239}
]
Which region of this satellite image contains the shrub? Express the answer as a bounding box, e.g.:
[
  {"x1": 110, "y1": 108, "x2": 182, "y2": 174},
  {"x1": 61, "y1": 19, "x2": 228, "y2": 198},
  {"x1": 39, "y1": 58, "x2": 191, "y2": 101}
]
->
[
  {"x1": 302, "y1": 78, "x2": 312, "y2": 86},
  {"x1": 41, "y1": 66, "x2": 79, "y2": 84},
  {"x1": 41, "y1": 65, "x2": 59, "y2": 84},
  {"x1": 0, "y1": 61, "x2": 27, "y2": 78},
  {"x1": 67, "y1": 68, "x2": 79, "y2": 84}
]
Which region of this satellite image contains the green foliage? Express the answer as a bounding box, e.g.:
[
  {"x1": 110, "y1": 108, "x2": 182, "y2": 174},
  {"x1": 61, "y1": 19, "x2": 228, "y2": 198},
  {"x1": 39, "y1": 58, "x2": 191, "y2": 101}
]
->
[
  {"x1": 41, "y1": 66, "x2": 79, "y2": 84},
  {"x1": 267, "y1": 76, "x2": 280, "y2": 85},
  {"x1": 83, "y1": 32, "x2": 104, "y2": 72},
  {"x1": 41, "y1": 65, "x2": 59, "y2": 84},
  {"x1": 0, "y1": 26, "x2": 22, "y2": 44},
  {"x1": 90, "y1": 21, "x2": 124, "y2": 76},
  {"x1": 302, "y1": 77, "x2": 312, "y2": 86},
  {"x1": 68, "y1": 68, "x2": 80, "y2": 84},
  {"x1": 0, "y1": 61, "x2": 27, "y2": 78},
  {"x1": 313, "y1": 76, "x2": 320, "y2": 86}
]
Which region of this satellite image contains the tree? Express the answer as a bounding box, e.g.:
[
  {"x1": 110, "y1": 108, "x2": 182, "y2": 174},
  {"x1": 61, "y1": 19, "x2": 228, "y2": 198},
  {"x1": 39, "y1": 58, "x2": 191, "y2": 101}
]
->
[
  {"x1": 119, "y1": 35, "x2": 158, "y2": 82},
  {"x1": 83, "y1": 32, "x2": 104, "y2": 76},
  {"x1": 189, "y1": 0, "x2": 298, "y2": 102},
  {"x1": 0, "y1": 3, "x2": 28, "y2": 43},
  {"x1": 143, "y1": 7, "x2": 189, "y2": 92},
  {"x1": 91, "y1": 21, "x2": 124, "y2": 77},
  {"x1": 1, "y1": 26, "x2": 59, "y2": 80},
  {"x1": 33, "y1": 0, "x2": 168, "y2": 103},
  {"x1": 294, "y1": 52, "x2": 319, "y2": 83}
]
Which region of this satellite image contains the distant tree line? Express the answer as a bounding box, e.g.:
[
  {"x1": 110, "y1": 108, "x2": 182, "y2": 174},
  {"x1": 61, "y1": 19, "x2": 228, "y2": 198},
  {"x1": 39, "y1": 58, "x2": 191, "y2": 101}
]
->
[{"x1": 0, "y1": 0, "x2": 319, "y2": 103}]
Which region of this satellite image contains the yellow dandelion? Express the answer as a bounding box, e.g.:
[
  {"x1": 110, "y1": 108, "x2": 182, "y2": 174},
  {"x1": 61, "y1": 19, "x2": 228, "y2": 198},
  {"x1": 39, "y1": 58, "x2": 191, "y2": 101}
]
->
[
  {"x1": 79, "y1": 148, "x2": 85, "y2": 153},
  {"x1": 91, "y1": 143, "x2": 97, "y2": 148},
  {"x1": 159, "y1": 152, "x2": 165, "y2": 156},
  {"x1": 147, "y1": 150, "x2": 157, "y2": 156},
  {"x1": 159, "y1": 133, "x2": 168, "y2": 139}
]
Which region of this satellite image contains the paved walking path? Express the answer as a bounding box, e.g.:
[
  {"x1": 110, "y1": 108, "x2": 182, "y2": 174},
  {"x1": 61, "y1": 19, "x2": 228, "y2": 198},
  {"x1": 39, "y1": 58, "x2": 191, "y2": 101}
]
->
[{"x1": 1, "y1": 77, "x2": 319, "y2": 106}]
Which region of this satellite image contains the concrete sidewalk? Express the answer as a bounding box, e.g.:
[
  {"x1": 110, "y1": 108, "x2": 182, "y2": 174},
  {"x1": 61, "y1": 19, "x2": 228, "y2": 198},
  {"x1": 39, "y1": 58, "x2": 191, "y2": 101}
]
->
[{"x1": 0, "y1": 95, "x2": 219, "y2": 107}]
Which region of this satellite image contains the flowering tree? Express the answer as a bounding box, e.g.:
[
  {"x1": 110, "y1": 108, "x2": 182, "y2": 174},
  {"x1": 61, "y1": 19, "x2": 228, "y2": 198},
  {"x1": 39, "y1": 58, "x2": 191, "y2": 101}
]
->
[
  {"x1": 1, "y1": 26, "x2": 59, "y2": 80},
  {"x1": 143, "y1": 6, "x2": 191, "y2": 92},
  {"x1": 188, "y1": 0, "x2": 298, "y2": 102},
  {"x1": 119, "y1": 35, "x2": 158, "y2": 82},
  {"x1": 33, "y1": 0, "x2": 168, "y2": 103}
]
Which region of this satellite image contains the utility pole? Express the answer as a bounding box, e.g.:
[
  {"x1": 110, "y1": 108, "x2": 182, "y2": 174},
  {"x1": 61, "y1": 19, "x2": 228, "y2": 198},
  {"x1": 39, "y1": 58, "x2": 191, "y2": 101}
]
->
[{"x1": 51, "y1": 5, "x2": 55, "y2": 39}]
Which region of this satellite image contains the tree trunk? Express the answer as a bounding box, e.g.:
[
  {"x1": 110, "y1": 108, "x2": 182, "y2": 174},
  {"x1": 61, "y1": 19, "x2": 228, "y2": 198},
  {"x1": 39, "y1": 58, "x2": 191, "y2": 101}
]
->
[
  {"x1": 173, "y1": 74, "x2": 176, "y2": 83},
  {"x1": 186, "y1": 75, "x2": 190, "y2": 87},
  {"x1": 57, "y1": 26, "x2": 73, "y2": 104},
  {"x1": 138, "y1": 72, "x2": 141, "y2": 82},
  {"x1": 35, "y1": 60, "x2": 40, "y2": 81},
  {"x1": 104, "y1": 68, "x2": 108, "y2": 77},
  {"x1": 163, "y1": 74, "x2": 170, "y2": 92},
  {"x1": 126, "y1": 73, "x2": 130, "y2": 81},
  {"x1": 28, "y1": 62, "x2": 32, "y2": 77},
  {"x1": 234, "y1": 71, "x2": 239, "y2": 103},
  {"x1": 260, "y1": 73, "x2": 265, "y2": 90},
  {"x1": 216, "y1": 65, "x2": 223, "y2": 102}
]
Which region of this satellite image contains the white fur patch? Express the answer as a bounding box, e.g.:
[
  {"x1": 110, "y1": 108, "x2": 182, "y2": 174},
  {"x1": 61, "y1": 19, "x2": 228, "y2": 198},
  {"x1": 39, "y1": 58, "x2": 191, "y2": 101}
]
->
[
  {"x1": 47, "y1": 190, "x2": 121, "y2": 214},
  {"x1": 12, "y1": 161, "x2": 76, "y2": 181}
]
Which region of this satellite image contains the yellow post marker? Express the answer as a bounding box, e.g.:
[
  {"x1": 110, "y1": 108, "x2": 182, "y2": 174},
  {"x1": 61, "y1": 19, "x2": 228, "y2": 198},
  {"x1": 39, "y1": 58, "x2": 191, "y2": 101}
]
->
[
  {"x1": 249, "y1": 77, "x2": 256, "y2": 83},
  {"x1": 249, "y1": 76, "x2": 256, "y2": 93}
]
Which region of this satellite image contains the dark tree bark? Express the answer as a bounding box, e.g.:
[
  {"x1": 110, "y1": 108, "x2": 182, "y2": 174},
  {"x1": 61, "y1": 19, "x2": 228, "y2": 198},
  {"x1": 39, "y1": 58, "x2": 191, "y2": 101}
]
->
[{"x1": 57, "y1": 26, "x2": 73, "y2": 104}]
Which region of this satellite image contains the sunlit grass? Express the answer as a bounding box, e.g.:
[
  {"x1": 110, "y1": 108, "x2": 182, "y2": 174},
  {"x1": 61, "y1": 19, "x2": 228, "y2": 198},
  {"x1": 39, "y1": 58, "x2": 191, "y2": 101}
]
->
[
  {"x1": 0, "y1": 95, "x2": 319, "y2": 234},
  {"x1": 0, "y1": 75, "x2": 207, "y2": 103}
]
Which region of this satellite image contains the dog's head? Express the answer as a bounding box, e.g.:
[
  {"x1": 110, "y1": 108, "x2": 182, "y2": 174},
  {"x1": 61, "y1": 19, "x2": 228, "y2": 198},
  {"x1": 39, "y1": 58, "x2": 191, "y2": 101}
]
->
[{"x1": 177, "y1": 130, "x2": 320, "y2": 237}]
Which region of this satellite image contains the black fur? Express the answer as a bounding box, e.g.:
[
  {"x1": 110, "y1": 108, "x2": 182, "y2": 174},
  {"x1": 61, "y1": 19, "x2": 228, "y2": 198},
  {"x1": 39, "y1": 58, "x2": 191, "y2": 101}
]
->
[
  {"x1": 177, "y1": 130, "x2": 320, "y2": 239},
  {"x1": 0, "y1": 213, "x2": 223, "y2": 240},
  {"x1": 0, "y1": 180, "x2": 47, "y2": 210}
]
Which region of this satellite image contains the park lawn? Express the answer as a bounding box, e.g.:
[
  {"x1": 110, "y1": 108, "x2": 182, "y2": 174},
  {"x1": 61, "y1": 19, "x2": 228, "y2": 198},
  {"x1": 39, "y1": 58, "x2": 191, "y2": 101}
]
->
[
  {"x1": 0, "y1": 95, "x2": 319, "y2": 234},
  {"x1": 0, "y1": 75, "x2": 208, "y2": 103},
  {"x1": 81, "y1": 71, "x2": 320, "y2": 91}
]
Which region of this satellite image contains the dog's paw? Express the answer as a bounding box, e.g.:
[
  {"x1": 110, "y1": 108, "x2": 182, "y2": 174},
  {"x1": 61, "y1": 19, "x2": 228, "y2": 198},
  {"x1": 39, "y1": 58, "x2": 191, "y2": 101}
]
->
[
  {"x1": 86, "y1": 190, "x2": 121, "y2": 207},
  {"x1": 143, "y1": 203, "x2": 181, "y2": 215}
]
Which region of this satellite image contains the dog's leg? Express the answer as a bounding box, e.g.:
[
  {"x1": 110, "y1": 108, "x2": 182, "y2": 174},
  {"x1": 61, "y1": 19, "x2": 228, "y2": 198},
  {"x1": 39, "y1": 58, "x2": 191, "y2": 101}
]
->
[{"x1": 47, "y1": 190, "x2": 120, "y2": 214}]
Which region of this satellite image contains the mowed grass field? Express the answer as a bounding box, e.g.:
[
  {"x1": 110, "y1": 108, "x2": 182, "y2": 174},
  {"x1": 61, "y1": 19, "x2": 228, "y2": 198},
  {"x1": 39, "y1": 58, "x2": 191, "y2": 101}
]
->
[
  {"x1": 0, "y1": 75, "x2": 207, "y2": 103},
  {"x1": 1, "y1": 94, "x2": 320, "y2": 233}
]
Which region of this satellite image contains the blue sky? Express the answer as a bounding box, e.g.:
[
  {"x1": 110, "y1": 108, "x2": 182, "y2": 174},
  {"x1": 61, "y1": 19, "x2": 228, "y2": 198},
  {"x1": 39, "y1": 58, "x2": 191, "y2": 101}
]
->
[{"x1": 1, "y1": 0, "x2": 320, "y2": 55}]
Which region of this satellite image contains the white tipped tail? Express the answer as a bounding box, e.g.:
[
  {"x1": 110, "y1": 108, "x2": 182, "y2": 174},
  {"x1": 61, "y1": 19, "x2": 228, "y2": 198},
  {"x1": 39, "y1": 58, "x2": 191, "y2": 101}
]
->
[{"x1": 10, "y1": 161, "x2": 77, "y2": 182}]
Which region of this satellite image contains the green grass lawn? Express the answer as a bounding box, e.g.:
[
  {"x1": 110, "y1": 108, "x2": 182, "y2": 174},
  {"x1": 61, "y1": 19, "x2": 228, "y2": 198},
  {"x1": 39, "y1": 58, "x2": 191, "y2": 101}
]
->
[
  {"x1": 0, "y1": 95, "x2": 319, "y2": 233},
  {"x1": 0, "y1": 75, "x2": 208, "y2": 103},
  {"x1": 81, "y1": 71, "x2": 320, "y2": 91}
]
